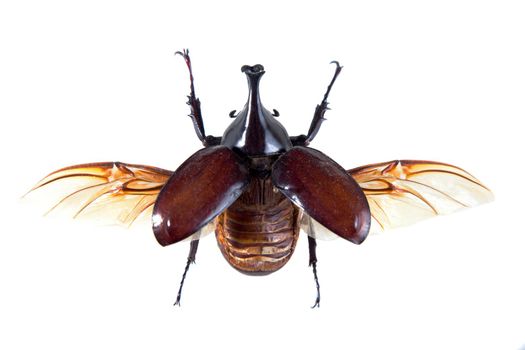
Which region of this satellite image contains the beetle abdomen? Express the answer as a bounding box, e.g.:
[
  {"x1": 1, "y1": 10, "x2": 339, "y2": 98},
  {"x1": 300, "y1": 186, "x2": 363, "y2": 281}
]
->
[{"x1": 215, "y1": 177, "x2": 300, "y2": 275}]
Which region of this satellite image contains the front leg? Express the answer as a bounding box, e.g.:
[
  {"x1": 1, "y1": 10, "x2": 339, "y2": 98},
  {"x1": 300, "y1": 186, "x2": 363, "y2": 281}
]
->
[
  {"x1": 291, "y1": 61, "x2": 343, "y2": 147},
  {"x1": 175, "y1": 49, "x2": 221, "y2": 147}
]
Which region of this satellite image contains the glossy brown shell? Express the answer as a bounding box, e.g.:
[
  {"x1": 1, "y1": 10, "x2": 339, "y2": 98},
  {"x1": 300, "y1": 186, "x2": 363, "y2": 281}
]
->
[
  {"x1": 153, "y1": 146, "x2": 249, "y2": 246},
  {"x1": 272, "y1": 146, "x2": 371, "y2": 244}
]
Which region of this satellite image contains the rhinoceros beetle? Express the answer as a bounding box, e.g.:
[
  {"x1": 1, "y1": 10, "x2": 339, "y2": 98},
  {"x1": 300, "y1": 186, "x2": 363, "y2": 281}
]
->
[{"x1": 28, "y1": 49, "x2": 493, "y2": 307}]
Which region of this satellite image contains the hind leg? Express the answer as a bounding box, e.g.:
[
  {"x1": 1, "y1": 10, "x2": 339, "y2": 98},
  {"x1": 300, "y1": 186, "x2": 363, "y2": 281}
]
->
[
  {"x1": 308, "y1": 236, "x2": 321, "y2": 308},
  {"x1": 174, "y1": 239, "x2": 199, "y2": 306}
]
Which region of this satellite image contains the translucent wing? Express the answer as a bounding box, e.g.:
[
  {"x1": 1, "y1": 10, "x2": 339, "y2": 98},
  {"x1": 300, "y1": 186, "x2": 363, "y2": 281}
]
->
[
  {"x1": 26, "y1": 162, "x2": 173, "y2": 227},
  {"x1": 348, "y1": 160, "x2": 494, "y2": 231},
  {"x1": 300, "y1": 211, "x2": 341, "y2": 241}
]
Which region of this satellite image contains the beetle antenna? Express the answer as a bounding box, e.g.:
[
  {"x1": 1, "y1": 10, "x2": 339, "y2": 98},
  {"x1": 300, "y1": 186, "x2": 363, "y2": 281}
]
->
[
  {"x1": 308, "y1": 236, "x2": 321, "y2": 308},
  {"x1": 174, "y1": 239, "x2": 200, "y2": 306}
]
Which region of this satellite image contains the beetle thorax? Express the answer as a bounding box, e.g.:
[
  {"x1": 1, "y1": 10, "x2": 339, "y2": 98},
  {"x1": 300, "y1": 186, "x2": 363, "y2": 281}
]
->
[{"x1": 221, "y1": 65, "x2": 292, "y2": 157}]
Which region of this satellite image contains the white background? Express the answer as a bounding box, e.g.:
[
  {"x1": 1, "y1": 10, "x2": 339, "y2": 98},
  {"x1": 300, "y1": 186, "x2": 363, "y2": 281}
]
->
[{"x1": 1, "y1": 1, "x2": 524, "y2": 349}]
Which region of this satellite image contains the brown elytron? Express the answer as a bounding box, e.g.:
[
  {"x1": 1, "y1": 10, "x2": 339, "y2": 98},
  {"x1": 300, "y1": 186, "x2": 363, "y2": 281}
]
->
[
  {"x1": 216, "y1": 176, "x2": 300, "y2": 275},
  {"x1": 26, "y1": 49, "x2": 493, "y2": 308},
  {"x1": 272, "y1": 146, "x2": 370, "y2": 244},
  {"x1": 153, "y1": 146, "x2": 249, "y2": 246}
]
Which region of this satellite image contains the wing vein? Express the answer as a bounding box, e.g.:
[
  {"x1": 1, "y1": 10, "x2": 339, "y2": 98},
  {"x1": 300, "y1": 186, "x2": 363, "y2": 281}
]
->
[
  {"x1": 27, "y1": 162, "x2": 173, "y2": 228},
  {"x1": 348, "y1": 159, "x2": 492, "y2": 232}
]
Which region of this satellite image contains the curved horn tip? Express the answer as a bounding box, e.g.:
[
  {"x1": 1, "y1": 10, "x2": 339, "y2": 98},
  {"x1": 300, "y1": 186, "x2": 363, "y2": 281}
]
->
[
  {"x1": 241, "y1": 64, "x2": 265, "y2": 74},
  {"x1": 330, "y1": 60, "x2": 342, "y2": 69},
  {"x1": 174, "y1": 48, "x2": 189, "y2": 56}
]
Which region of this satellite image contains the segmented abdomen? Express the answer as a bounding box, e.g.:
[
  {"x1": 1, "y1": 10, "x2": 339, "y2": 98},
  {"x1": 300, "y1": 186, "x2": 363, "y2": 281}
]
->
[{"x1": 215, "y1": 177, "x2": 300, "y2": 275}]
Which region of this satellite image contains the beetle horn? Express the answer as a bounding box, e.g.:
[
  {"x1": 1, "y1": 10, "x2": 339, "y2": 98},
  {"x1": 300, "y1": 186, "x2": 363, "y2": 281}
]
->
[{"x1": 220, "y1": 65, "x2": 292, "y2": 156}]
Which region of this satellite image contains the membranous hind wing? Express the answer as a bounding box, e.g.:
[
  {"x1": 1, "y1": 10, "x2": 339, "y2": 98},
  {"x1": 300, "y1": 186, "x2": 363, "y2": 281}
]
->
[
  {"x1": 26, "y1": 162, "x2": 173, "y2": 227},
  {"x1": 348, "y1": 160, "x2": 493, "y2": 231}
]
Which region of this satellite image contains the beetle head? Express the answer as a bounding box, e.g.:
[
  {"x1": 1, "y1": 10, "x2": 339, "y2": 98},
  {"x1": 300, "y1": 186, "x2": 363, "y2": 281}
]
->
[{"x1": 221, "y1": 64, "x2": 292, "y2": 157}]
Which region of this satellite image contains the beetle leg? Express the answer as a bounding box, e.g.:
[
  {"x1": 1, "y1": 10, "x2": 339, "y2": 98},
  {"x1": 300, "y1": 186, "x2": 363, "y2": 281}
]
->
[
  {"x1": 174, "y1": 239, "x2": 199, "y2": 306},
  {"x1": 291, "y1": 61, "x2": 343, "y2": 147},
  {"x1": 175, "y1": 49, "x2": 221, "y2": 147},
  {"x1": 308, "y1": 236, "x2": 321, "y2": 308}
]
